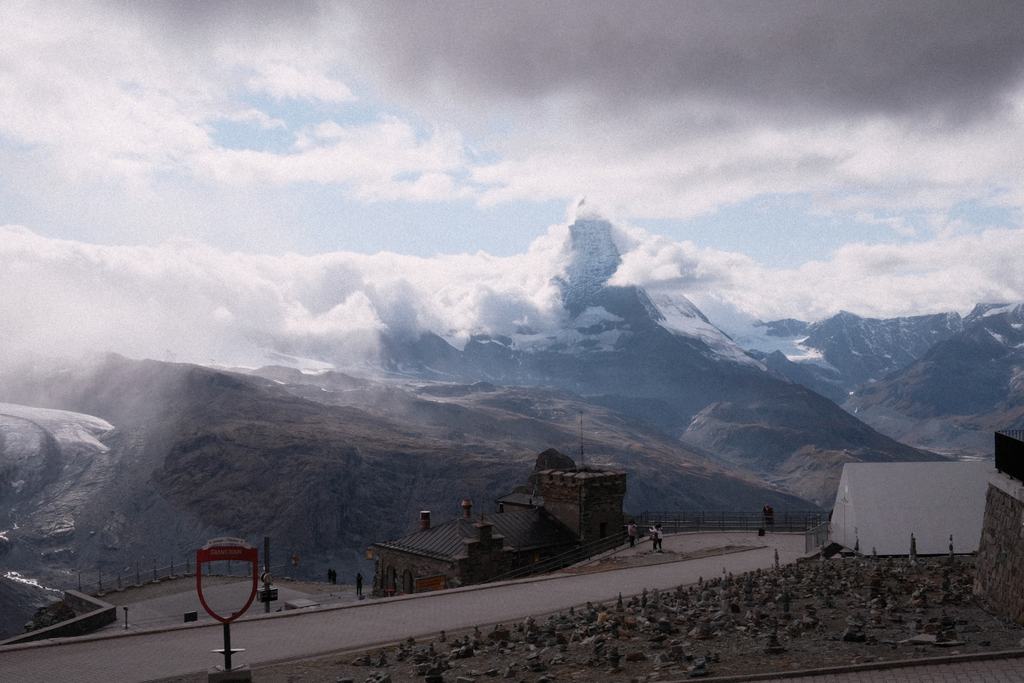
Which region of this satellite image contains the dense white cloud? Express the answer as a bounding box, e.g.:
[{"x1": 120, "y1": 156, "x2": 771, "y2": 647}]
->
[
  {"x1": 0, "y1": 224, "x2": 571, "y2": 367},
  {"x1": 615, "y1": 223, "x2": 1024, "y2": 323},
  {"x1": 4, "y1": 219, "x2": 1024, "y2": 370}
]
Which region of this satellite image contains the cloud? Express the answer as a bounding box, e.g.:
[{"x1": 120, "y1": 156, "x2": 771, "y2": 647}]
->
[
  {"x1": 341, "y1": 3, "x2": 1024, "y2": 233},
  {"x1": 611, "y1": 221, "x2": 1024, "y2": 322},
  {"x1": 2, "y1": 0, "x2": 1024, "y2": 285},
  {"x1": 245, "y1": 63, "x2": 354, "y2": 104},
  {"x1": 0, "y1": 223, "x2": 571, "y2": 368},
  {"x1": 0, "y1": 4, "x2": 468, "y2": 210},
  {"x1": 5, "y1": 216, "x2": 1024, "y2": 372},
  {"x1": 352, "y1": 2, "x2": 1024, "y2": 120}
]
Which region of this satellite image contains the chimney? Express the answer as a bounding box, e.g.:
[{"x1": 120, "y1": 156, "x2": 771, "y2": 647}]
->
[
  {"x1": 462, "y1": 499, "x2": 473, "y2": 518},
  {"x1": 420, "y1": 511, "x2": 430, "y2": 531}
]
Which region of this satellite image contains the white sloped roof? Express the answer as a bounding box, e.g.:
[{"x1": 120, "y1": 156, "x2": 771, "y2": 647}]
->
[{"x1": 830, "y1": 461, "x2": 990, "y2": 556}]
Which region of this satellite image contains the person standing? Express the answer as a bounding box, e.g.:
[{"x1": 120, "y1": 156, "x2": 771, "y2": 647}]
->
[
  {"x1": 650, "y1": 523, "x2": 663, "y2": 551},
  {"x1": 356, "y1": 572, "x2": 363, "y2": 597},
  {"x1": 628, "y1": 521, "x2": 636, "y2": 547}
]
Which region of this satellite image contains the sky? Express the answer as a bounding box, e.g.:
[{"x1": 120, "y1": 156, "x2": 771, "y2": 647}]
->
[{"x1": 3, "y1": 2, "x2": 1024, "y2": 367}]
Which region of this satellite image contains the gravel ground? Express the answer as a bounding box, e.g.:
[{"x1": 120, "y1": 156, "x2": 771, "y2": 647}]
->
[{"x1": 152, "y1": 552, "x2": 1023, "y2": 683}]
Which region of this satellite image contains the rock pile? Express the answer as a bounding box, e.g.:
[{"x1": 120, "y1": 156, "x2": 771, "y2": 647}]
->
[
  {"x1": 257, "y1": 555, "x2": 1022, "y2": 683},
  {"x1": 24, "y1": 599, "x2": 76, "y2": 633}
]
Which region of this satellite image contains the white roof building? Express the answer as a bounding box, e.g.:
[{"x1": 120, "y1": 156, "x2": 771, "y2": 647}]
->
[{"x1": 829, "y1": 461, "x2": 990, "y2": 556}]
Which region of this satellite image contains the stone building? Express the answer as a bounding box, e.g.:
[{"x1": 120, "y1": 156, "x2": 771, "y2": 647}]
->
[
  {"x1": 974, "y1": 431, "x2": 1024, "y2": 623},
  {"x1": 370, "y1": 449, "x2": 626, "y2": 596}
]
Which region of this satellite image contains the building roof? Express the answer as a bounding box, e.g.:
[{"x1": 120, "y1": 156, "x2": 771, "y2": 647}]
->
[
  {"x1": 830, "y1": 461, "x2": 990, "y2": 555},
  {"x1": 372, "y1": 508, "x2": 577, "y2": 562},
  {"x1": 495, "y1": 490, "x2": 545, "y2": 508}
]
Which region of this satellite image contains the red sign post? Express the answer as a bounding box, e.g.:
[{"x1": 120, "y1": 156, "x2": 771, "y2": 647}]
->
[{"x1": 196, "y1": 537, "x2": 259, "y2": 673}]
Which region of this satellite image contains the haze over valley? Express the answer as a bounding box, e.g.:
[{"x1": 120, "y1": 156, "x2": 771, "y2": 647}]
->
[{"x1": 4, "y1": 2, "x2": 1024, "y2": 639}]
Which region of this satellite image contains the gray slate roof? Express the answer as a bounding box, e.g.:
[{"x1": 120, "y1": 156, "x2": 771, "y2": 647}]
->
[{"x1": 373, "y1": 508, "x2": 577, "y2": 561}]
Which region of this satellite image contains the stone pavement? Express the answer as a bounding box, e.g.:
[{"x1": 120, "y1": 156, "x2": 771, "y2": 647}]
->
[
  {"x1": 717, "y1": 652, "x2": 1024, "y2": 682},
  {"x1": 2, "y1": 532, "x2": 1020, "y2": 683}
]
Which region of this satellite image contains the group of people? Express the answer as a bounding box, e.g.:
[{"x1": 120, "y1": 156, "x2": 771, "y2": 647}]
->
[
  {"x1": 624, "y1": 505, "x2": 775, "y2": 550},
  {"x1": 325, "y1": 569, "x2": 364, "y2": 596},
  {"x1": 626, "y1": 521, "x2": 664, "y2": 552}
]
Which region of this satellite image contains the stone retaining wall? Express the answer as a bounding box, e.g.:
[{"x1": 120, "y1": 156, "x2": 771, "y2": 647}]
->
[
  {"x1": 0, "y1": 590, "x2": 117, "y2": 646},
  {"x1": 974, "y1": 471, "x2": 1024, "y2": 624}
]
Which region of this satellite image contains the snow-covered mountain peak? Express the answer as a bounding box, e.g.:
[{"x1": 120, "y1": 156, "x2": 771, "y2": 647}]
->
[
  {"x1": 964, "y1": 302, "x2": 1024, "y2": 326},
  {"x1": 559, "y1": 216, "x2": 622, "y2": 317},
  {"x1": 650, "y1": 292, "x2": 763, "y2": 368},
  {"x1": 542, "y1": 214, "x2": 762, "y2": 367}
]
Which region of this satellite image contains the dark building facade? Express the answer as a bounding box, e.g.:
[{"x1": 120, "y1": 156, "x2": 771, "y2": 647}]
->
[{"x1": 370, "y1": 449, "x2": 626, "y2": 595}]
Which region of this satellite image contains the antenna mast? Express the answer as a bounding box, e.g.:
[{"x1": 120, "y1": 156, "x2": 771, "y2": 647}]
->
[{"x1": 579, "y1": 411, "x2": 585, "y2": 469}]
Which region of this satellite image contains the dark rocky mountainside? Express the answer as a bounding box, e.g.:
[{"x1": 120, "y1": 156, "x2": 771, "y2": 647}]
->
[
  {"x1": 355, "y1": 218, "x2": 941, "y2": 506},
  {"x1": 0, "y1": 354, "x2": 810, "y2": 637},
  {"x1": 681, "y1": 383, "x2": 943, "y2": 504},
  {"x1": 0, "y1": 576, "x2": 55, "y2": 642},
  {"x1": 844, "y1": 303, "x2": 1024, "y2": 457},
  {"x1": 801, "y1": 311, "x2": 963, "y2": 389},
  {"x1": 747, "y1": 310, "x2": 964, "y2": 403}
]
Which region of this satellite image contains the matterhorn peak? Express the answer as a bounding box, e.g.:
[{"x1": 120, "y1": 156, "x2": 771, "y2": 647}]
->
[{"x1": 560, "y1": 214, "x2": 622, "y2": 317}]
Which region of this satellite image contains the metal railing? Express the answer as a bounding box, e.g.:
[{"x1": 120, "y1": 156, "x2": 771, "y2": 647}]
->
[
  {"x1": 62, "y1": 510, "x2": 823, "y2": 595},
  {"x1": 636, "y1": 510, "x2": 822, "y2": 534},
  {"x1": 67, "y1": 559, "x2": 300, "y2": 597},
  {"x1": 484, "y1": 530, "x2": 629, "y2": 584},
  {"x1": 805, "y1": 521, "x2": 830, "y2": 553},
  {"x1": 996, "y1": 431, "x2": 1024, "y2": 483},
  {"x1": 483, "y1": 509, "x2": 823, "y2": 584}
]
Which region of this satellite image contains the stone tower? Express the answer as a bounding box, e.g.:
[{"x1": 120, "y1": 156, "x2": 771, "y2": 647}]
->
[{"x1": 536, "y1": 466, "x2": 627, "y2": 543}]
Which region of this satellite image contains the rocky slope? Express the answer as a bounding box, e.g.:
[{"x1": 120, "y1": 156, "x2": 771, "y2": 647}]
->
[
  {"x1": 0, "y1": 576, "x2": 56, "y2": 642},
  {"x1": 0, "y1": 353, "x2": 811, "y2": 636},
  {"x1": 739, "y1": 311, "x2": 964, "y2": 403},
  {"x1": 844, "y1": 303, "x2": 1024, "y2": 457},
  {"x1": 680, "y1": 381, "x2": 943, "y2": 505}
]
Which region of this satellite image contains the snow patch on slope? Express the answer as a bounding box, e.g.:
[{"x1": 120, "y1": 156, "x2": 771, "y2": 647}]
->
[
  {"x1": 0, "y1": 403, "x2": 113, "y2": 455},
  {"x1": 650, "y1": 293, "x2": 764, "y2": 368}
]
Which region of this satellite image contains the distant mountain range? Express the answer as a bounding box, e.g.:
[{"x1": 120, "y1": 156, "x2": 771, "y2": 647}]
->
[{"x1": 736, "y1": 303, "x2": 1024, "y2": 457}]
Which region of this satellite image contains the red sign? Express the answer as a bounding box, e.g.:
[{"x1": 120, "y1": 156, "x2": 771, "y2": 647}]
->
[{"x1": 196, "y1": 537, "x2": 259, "y2": 623}]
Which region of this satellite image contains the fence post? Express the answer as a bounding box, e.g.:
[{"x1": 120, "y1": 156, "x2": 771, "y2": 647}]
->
[
  {"x1": 98, "y1": 570, "x2": 102, "y2": 592},
  {"x1": 136, "y1": 562, "x2": 140, "y2": 585},
  {"x1": 153, "y1": 559, "x2": 157, "y2": 582}
]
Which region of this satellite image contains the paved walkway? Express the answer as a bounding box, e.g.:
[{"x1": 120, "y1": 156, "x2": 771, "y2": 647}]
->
[
  {"x1": 2, "y1": 532, "x2": 1021, "y2": 683},
  {"x1": 727, "y1": 654, "x2": 1024, "y2": 682}
]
